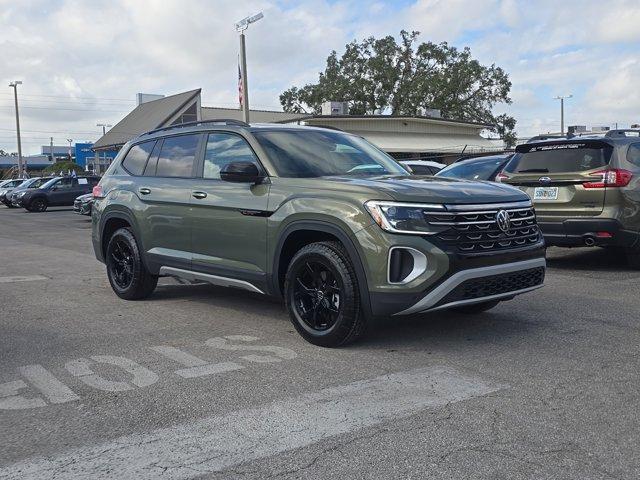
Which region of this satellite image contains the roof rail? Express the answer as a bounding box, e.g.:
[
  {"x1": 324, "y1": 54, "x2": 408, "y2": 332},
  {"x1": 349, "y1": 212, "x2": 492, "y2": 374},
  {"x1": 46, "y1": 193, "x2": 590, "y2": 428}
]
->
[
  {"x1": 140, "y1": 119, "x2": 250, "y2": 137},
  {"x1": 605, "y1": 129, "x2": 640, "y2": 138}
]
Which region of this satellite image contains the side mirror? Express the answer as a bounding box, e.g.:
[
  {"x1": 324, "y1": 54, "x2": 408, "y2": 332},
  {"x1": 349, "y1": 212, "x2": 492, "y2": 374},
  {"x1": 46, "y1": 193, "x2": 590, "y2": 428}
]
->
[
  {"x1": 51, "y1": 186, "x2": 58, "y2": 191},
  {"x1": 220, "y1": 162, "x2": 263, "y2": 183}
]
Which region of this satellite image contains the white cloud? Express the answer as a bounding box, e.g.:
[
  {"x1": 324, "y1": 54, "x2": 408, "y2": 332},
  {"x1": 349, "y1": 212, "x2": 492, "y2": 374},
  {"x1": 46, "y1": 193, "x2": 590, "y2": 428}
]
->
[{"x1": 1, "y1": 0, "x2": 639, "y2": 152}]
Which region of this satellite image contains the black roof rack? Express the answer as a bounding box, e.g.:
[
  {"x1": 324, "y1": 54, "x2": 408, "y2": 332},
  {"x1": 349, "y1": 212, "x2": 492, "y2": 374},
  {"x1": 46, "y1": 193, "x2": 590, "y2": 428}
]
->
[{"x1": 140, "y1": 119, "x2": 250, "y2": 137}]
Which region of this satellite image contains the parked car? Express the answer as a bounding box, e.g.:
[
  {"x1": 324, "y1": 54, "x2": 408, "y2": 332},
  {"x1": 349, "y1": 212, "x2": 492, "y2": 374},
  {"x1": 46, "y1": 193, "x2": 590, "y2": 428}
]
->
[
  {"x1": 8, "y1": 177, "x2": 54, "y2": 207},
  {"x1": 21, "y1": 176, "x2": 100, "y2": 212},
  {"x1": 92, "y1": 120, "x2": 546, "y2": 347},
  {"x1": 399, "y1": 160, "x2": 444, "y2": 175},
  {"x1": 0, "y1": 178, "x2": 27, "y2": 206},
  {"x1": 73, "y1": 193, "x2": 94, "y2": 216},
  {"x1": 436, "y1": 154, "x2": 512, "y2": 182},
  {"x1": 499, "y1": 129, "x2": 640, "y2": 268}
]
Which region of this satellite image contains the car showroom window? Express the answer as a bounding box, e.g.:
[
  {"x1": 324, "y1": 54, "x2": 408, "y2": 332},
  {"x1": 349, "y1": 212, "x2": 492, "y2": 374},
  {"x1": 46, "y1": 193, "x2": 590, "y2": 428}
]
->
[
  {"x1": 155, "y1": 134, "x2": 199, "y2": 178},
  {"x1": 627, "y1": 143, "x2": 640, "y2": 166},
  {"x1": 122, "y1": 140, "x2": 156, "y2": 176},
  {"x1": 203, "y1": 133, "x2": 259, "y2": 179}
]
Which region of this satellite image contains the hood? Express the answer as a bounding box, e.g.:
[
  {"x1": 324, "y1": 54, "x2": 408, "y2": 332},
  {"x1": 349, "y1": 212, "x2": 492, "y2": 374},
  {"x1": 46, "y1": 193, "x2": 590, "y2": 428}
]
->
[{"x1": 322, "y1": 175, "x2": 529, "y2": 205}]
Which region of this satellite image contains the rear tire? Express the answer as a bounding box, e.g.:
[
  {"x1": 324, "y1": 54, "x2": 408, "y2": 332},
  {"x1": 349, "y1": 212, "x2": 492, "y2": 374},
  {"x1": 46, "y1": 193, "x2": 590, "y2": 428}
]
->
[
  {"x1": 106, "y1": 227, "x2": 158, "y2": 300},
  {"x1": 453, "y1": 300, "x2": 501, "y2": 314},
  {"x1": 284, "y1": 241, "x2": 366, "y2": 347},
  {"x1": 27, "y1": 198, "x2": 47, "y2": 212}
]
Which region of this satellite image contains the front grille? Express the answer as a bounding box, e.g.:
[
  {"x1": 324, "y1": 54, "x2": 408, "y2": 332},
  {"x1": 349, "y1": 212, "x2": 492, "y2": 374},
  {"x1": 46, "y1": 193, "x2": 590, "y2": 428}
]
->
[
  {"x1": 437, "y1": 266, "x2": 545, "y2": 306},
  {"x1": 425, "y1": 204, "x2": 540, "y2": 252}
]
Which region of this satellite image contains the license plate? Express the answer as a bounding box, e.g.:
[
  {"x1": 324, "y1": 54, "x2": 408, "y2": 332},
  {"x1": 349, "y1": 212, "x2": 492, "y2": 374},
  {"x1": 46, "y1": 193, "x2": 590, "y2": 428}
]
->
[{"x1": 533, "y1": 186, "x2": 558, "y2": 200}]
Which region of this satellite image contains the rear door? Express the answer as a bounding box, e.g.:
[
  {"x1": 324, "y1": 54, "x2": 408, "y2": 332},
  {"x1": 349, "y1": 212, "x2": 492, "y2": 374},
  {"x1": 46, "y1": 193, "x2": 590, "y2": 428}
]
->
[
  {"x1": 502, "y1": 141, "x2": 613, "y2": 217},
  {"x1": 132, "y1": 134, "x2": 202, "y2": 271}
]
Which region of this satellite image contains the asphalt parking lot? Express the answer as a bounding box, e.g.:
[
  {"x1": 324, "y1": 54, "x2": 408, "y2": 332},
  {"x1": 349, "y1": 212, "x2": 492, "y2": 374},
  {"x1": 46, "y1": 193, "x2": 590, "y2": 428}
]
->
[{"x1": 1, "y1": 207, "x2": 639, "y2": 479}]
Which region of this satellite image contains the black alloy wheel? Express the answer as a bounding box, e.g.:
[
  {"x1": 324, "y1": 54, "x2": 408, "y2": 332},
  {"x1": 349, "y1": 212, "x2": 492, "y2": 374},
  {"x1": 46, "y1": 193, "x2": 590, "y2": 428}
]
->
[
  {"x1": 29, "y1": 198, "x2": 47, "y2": 212},
  {"x1": 292, "y1": 260, "x2": 343, "y2": 332},
  {"x1": 105, "y1": 227, "x2": 158, "y2": 300},
  {"x1": 285, "y1": 241, "x2": 366, "y2": 347},
  {"x1": 109, "y1": 238, "x2": 135, "y2": 290}
]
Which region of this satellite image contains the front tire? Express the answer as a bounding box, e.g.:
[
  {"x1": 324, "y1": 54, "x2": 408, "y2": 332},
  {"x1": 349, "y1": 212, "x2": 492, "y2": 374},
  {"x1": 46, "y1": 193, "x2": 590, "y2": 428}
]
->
[
  {"x1": 27, "y1": 198, "x2": 47, "y2": 212},
  {"x1": 284, "y1": 241, "x2": 366, "y2": 347},
  {"x1": 106, "y1": 227, "x2": 158, "y2": 300}
]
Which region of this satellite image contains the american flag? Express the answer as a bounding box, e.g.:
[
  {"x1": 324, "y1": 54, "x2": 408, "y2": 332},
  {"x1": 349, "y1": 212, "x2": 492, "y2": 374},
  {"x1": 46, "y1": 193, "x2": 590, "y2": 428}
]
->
[{"x1": 238, "y1": 58, "x2": 243, "y2": 110}]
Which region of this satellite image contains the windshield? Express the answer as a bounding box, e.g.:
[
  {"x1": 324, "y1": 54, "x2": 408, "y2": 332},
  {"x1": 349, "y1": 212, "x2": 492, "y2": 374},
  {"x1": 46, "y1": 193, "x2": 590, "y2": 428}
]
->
[
  {"x1": 39, "y1": 177, "x2": 61, "y2": 189},
  {"x1": 252, "y1": 129, "x2": 408, "y2": 178},
  {"x1": 506, "y1": 143, "x2": 612, "y2": 174},
  {"x1": 437, "y1": 157, "x2": 507, "y2": 181}
]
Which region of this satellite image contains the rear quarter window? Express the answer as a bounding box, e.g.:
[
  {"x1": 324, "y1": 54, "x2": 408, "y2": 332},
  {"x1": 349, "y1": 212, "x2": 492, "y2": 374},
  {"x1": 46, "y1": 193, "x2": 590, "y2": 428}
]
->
[
  {"x1": 627, "y1": 143, "x2": 640, "y2": 166},
  {"x1": 121, "y1": 140, "x2": 156, "y2": 176}
]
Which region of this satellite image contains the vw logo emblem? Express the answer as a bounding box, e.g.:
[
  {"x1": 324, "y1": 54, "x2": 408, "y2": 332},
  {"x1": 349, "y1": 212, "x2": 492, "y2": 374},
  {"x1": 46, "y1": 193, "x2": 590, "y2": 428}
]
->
[
  {"x1": 496, "y1": 210, "x2": 511, "y2": 233},
  {"x1": 539, "y1": 176, "x2": 551, "y2": 183}
]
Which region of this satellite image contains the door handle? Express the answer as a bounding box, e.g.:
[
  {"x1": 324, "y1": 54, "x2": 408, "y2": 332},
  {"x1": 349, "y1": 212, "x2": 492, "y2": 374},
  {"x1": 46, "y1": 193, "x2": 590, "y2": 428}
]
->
[
  {"x1": 138, "y1": 187, "x2": 151, "y2": 195},
  {"x1": 192, "y1": 191, "x2": 208, "y2": 199}
]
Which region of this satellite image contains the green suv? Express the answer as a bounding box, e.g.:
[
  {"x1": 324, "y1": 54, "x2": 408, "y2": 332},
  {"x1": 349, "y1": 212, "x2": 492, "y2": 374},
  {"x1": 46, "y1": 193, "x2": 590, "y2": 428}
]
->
[
  {"x1": 92, "y1": 120, "x2": 546, "y2": 346},
  {"x1": 499, "y1": 130, "x2": 640, "y2": 268}
]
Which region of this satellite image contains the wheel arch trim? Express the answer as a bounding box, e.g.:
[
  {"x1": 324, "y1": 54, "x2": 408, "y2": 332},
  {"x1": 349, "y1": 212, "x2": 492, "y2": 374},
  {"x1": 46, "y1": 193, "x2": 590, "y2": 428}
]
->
[{"x1": 271, "y1": 220, "x2": 372, "y2": 319}]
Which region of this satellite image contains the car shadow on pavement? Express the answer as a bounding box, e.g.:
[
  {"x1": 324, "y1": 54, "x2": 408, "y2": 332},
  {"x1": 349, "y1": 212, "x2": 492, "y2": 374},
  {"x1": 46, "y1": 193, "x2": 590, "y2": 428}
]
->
[
  {"x1": 545, "y1": 246, "x2": 634, "y2": 272},
  {"x1": 150, "y1": 281, "x2": 536, "y2": 348}
]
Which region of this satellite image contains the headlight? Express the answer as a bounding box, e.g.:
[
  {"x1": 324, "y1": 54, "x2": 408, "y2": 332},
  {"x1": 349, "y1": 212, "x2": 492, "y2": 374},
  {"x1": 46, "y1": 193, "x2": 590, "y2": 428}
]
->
[
  {"x1": 364, "y1": 200, "x2": 445, "y2": 235},
  {"x1": 17, "y1": 191, "x2": 26, "y2": 197}
]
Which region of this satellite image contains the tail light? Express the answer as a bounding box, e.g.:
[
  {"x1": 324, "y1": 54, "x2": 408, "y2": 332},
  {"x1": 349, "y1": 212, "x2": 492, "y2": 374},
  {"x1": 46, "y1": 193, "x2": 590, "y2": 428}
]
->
[
  {"x1": 583, "y1": 169, "x2": 632, "y2": 189},
  {"x1": 495, "y1": 172, "x2": 509, "y2": 182},
  {"x1": 92, "y1": 185, "x2": 104, "y2": 198}
]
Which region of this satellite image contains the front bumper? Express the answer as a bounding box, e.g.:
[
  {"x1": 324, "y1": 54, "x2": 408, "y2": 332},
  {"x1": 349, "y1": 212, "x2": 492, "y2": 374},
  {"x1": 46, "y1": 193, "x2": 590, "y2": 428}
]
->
[{"x1": 393, "y1": 257, "x2": 545, "y2": 315}]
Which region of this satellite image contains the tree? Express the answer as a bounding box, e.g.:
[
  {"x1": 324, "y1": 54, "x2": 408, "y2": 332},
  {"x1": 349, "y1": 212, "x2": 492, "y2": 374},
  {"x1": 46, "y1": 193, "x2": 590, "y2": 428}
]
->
[
  {"x1": 0, "y1": 149, "x2": 18, "y2": 156},
  {"x1": 280, "y1": 30, "x2": 516, "y2": 145}
]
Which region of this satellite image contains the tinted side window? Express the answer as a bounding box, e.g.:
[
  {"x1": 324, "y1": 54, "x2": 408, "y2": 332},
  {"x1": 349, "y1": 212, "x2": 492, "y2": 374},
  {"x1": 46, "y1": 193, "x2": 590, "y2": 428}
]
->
[
  {"x1": 408, "y1": 165, "x2": 434, "y2": 175},
  {"x1": 203, "y1": 133, "x2": 260, "y2": 179},
  {"x1": 156, "y1": 135, "x2": 199, "y2": 178},
  {"x1": 122, "y1": 140, "x2": 156, "y2": 176},
  {"x1": 56, "y1": 178, "x2": 75, "y2": 190},
  {"x1": 627, "y1": 143, "x2": 640, "y2": 166}
]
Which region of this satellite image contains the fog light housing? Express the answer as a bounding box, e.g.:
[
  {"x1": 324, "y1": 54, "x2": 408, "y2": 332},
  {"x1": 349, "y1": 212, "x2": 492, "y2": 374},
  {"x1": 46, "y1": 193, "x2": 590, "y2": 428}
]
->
[{"x1": 388, "y1": 247, "x2": 427, "y2": 284}]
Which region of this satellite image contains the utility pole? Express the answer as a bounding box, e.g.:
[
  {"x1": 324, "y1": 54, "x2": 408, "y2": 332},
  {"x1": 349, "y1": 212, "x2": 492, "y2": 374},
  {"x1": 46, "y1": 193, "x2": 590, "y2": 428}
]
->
[
  {"x1": 50, "y1": 137, "x2": 54, "y2": 163},
  {"x1": 67, "y1": 139, "x2": 73, "y2": 162},
  {"x1": 554, "y1": 94, "x2": 573, "y2": 135},
  {"x1": 9, "y1": 81, "x2": 23, "y2": 177},
  {"x1": 235, "y1": 12, "x2": 264, "y2": 124}
]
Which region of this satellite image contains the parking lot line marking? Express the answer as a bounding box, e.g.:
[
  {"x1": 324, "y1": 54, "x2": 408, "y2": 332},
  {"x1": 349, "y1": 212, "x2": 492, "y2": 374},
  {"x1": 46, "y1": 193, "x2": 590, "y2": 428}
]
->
[
  {"x1": 0, "y1": 275, "x2": 48, "y2": 284},
  {"x1": 17, "y1": 365, "x2": 79, "y2": 405},
  {"x1": 0, "y1": 366, "x2": 503, "y2": 479}
]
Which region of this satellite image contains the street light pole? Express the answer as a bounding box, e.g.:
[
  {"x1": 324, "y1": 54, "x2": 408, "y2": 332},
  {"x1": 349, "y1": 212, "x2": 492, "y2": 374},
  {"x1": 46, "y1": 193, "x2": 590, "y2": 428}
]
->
[
  {"x1": 554, "y1": 94, "x2": 573, "y2": 135},
  {"x1": 9, "y1": 81, "x2": 23, "y2": 177},
  {"x1": 235, "y1": 12, "x2": 264, "y2": 124}
]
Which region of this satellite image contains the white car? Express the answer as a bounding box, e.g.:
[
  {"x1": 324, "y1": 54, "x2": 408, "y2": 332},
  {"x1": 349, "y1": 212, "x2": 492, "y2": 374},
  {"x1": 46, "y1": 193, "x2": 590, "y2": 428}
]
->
[
  {"x1": 399, "y1": 160, "x2": 444, "y2": 175},
  {"x1": 0, "y1": 179, "x2": 27, "y2": 206}
]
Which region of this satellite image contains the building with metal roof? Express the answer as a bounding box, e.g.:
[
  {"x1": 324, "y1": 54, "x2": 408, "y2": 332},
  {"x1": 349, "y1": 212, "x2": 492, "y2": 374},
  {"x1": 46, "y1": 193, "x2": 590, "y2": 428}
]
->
[{"x1": 93, "y1": 89, "x2": 306, "y2": 152}]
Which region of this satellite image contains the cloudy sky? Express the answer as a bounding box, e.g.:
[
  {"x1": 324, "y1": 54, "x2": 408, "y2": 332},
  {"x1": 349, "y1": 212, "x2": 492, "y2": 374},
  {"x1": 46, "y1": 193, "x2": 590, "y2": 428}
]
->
[{"x1": 1, "y1": 0, "x2": 639, "y2": 154}]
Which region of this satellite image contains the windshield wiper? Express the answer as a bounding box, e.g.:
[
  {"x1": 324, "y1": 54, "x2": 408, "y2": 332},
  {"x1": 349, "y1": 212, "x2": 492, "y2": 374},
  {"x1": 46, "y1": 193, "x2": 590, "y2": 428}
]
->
[{"x1": 518, "y1": 168, "x2": 549, "y2": 173}]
